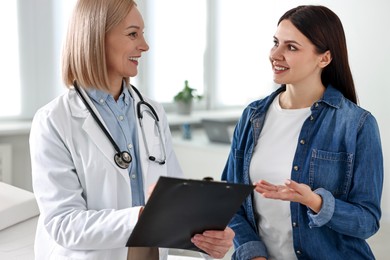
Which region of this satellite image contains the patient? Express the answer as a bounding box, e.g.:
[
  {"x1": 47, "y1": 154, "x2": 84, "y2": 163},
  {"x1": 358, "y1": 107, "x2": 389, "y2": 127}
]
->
[{"x1": 222, "y1": 5, "x2": 383, "y2": 260}]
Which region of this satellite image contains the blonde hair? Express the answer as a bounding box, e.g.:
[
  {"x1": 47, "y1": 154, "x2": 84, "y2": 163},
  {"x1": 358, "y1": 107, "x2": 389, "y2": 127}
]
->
[{"x1": 62, "y1": 0, "x2": 135, "y2": 90}]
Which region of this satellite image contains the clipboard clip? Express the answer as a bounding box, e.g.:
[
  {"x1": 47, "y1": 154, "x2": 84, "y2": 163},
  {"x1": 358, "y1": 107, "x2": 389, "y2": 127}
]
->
[{"x1": 202, "y1": 177, "x2": 232, "y2": 190}]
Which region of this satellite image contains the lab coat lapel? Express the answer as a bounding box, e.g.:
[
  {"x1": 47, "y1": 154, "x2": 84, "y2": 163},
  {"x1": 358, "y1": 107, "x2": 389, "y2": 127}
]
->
[{"x1": 68, "y1": 88, "x2": 129, "y2": 181}]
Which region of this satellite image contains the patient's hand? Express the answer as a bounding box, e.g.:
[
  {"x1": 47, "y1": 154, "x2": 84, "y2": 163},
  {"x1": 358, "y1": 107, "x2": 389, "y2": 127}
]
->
[{"x1": 254, "y1": 179, "x2": 322, "y2": 213}]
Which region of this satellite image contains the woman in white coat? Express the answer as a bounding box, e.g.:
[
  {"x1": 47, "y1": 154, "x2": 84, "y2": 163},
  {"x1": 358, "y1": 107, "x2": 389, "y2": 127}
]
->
[{"x1": 29, "y1": 0, "x2": 234, "y2": 259}]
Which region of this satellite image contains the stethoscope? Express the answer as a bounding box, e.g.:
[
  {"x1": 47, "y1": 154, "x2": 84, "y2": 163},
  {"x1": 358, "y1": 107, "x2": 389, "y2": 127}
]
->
[{"x1": 73, "y1": 81, "x2": 166, "y2": 169}]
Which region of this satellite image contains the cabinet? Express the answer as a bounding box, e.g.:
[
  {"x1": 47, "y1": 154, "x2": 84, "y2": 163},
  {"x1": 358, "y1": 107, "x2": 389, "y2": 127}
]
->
[{"x1": 171, "y1": 129, "x2": 230, "y2": 181}]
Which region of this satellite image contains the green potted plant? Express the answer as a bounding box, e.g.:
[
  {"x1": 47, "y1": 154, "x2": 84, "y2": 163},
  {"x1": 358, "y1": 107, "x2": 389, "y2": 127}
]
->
[{"x1": 173, "y1": 80, "x2": 202, "y2": 115}]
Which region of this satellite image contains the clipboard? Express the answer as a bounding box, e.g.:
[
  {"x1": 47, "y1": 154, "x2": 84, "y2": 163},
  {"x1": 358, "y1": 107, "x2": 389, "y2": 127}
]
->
[{"x1": 126, "y1": 176, "x2": 254, "y2": 252}]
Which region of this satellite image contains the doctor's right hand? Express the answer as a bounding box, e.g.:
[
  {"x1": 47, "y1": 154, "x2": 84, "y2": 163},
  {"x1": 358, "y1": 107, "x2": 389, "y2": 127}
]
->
[
  {"x1": 191, "y1": 227, "x2": 234, "y2": 259},
  {"x1": 137, "y1": 184, "x2": 156, "y2": 218},
  {"x1": 147, "y1": 183, "x2": 156, "y2": 201}
]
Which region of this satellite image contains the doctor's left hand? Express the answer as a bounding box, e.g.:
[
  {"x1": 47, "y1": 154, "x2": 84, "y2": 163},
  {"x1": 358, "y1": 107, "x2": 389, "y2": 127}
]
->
[{"x1": 191, "y1": 227, "x2": 234, "y2": 259}]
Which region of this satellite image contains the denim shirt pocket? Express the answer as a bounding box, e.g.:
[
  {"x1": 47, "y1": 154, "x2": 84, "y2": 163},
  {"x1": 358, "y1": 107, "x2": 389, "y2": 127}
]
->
[{"x1": 309, "y1": 149, "x2": 354, "y2": 196}]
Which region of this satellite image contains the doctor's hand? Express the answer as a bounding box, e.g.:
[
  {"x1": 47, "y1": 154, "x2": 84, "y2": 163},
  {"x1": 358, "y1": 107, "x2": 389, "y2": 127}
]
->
[
  {"x1": 146, "y1": 183, "x2": 156, "y2": 201},
  {"x1": 191, "y1": 227, "x2": 234, "y2": 259},
  {"x1": 254, "y1": 179, "x2": 322, "y2": 213}
]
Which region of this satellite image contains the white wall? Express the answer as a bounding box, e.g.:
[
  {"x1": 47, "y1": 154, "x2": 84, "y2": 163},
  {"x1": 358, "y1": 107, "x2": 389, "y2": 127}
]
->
[{"x1": 15, "y1": 0, "x2": 70, "y2": 120}]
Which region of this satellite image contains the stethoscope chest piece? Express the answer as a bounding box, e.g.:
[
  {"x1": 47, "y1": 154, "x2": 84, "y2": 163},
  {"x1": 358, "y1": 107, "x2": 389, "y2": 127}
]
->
[{"x1": 114, "y1": 151, "x2": 132, "y2": 169}]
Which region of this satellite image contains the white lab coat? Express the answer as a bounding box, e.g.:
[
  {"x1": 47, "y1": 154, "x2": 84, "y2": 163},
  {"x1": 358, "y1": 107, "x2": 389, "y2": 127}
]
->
[{"x1": 30, "y1": 87, "x2": 183, "y2": 260}]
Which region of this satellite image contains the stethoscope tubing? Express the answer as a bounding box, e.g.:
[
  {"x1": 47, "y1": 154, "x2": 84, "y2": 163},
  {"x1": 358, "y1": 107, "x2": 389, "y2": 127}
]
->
[
  {"x1": 73, "y1": 80, "x2": 166, "y2": 168},
  {"x1": 73, "y1": 81, "x2": 123, "y2": 155}
]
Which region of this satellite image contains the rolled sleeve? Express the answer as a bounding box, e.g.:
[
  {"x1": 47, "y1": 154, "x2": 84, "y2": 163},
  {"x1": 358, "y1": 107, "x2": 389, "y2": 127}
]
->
[
  {"x1": 232, "y1": 241, "x2": 267, "y2": 260},
  {"x1": 307, "y1": 188, "x2": 335, "y2": 227}
]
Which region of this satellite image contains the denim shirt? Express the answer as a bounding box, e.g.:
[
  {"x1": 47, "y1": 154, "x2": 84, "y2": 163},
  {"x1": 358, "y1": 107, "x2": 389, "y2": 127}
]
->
[{"x1": 222, "y1": 85, "x2": 383, "y2": 260}]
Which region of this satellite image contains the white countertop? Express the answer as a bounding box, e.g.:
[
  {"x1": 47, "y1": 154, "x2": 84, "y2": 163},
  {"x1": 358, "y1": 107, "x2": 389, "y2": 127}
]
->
[
  {"x1": 0, "y1": 121, "x2": 31, "y2": 136},
  {"x1": 0, "y1": 109, "x2": 242, "y2": 136},
  {"x1": 167, "y1": 108, "x2": 242, "y2": 126}
]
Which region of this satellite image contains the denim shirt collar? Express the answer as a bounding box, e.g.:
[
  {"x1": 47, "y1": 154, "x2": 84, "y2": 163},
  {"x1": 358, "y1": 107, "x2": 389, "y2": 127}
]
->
[
  {"x1": 249, "y1": 84, "x2": 344, "y2": 146},
  {"x1": 318, "y1": 84, "x2": 343, "y2": 109},
  {"x1": 251, "y1": 84, "x2": 343, "y2": 117}
]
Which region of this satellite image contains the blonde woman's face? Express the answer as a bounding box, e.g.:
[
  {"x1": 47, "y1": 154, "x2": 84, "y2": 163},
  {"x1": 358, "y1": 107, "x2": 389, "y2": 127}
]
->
[{"x1": 105, "y1": 6, "x2": 149, "y2": 88}]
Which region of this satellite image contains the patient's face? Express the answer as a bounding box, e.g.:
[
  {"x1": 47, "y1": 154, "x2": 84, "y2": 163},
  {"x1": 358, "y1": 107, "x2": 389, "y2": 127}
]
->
[{"x1": 269, "y1": 19, "x2": 324, "y2": 87}]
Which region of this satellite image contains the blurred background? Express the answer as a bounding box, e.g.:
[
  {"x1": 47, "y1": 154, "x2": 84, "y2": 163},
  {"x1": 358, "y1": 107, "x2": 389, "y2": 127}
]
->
[{"x1": 0, "y1": 0, "x2": 388, "y2": 259}]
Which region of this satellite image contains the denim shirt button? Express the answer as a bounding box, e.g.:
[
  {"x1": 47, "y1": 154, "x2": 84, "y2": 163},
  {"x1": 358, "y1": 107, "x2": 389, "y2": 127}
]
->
[
  {"x1": 293, "y1": 165, "x2": 299, "y2": 171},
  {"x1": 296, "y1": 250, "x2": 302, "y2": 255},
  {"x1": 310, "y1": 115, "x2": 314, "y2": 121},
  {"x1": 315, "y1": 102, "x2": 319, "y2": 108},
  {"x1": 299, "y1": 139, "x2": 305, "y2": 145},
  {"x1": 292, "y1": 222, "x2": 297, "y2": 227}
]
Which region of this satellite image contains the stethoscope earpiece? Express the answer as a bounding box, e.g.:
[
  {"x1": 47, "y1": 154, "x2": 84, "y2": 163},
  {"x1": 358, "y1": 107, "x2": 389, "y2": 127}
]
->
[{"x1": 148, "y1": 156, "x2": 165, "y2": 165}]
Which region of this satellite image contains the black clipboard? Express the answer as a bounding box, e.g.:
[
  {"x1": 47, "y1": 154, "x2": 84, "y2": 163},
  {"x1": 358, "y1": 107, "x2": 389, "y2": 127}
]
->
[
  {"x1": 126, "y1": 176, "x2": 254, "y2": 252},
  {"x1": 126, "y1": 176, "x2": 254, "y2": 251}
]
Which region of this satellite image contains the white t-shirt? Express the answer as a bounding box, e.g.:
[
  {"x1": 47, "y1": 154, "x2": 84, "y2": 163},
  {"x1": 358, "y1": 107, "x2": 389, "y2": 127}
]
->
[{"x1": 249, "y1": 94, "x2": 311, "y2": 260}]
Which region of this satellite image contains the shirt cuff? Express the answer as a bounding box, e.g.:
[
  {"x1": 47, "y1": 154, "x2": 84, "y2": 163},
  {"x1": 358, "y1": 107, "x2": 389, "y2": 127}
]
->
[
  {"x1": 307, "y1": 188, "x2": 335, "y2": 227},
  {"x1": 232, "y1": 241, "x2": 267, "y2": 260}
]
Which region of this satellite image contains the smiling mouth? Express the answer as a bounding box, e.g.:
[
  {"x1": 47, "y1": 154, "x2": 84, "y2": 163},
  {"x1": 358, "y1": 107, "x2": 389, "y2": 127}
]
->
[
  {"x1": 129, "y1": 57, "x2": 139, "y2": 62},
  {"x1": 274, "y1": 66, "x2": 288, "y2": 71}
]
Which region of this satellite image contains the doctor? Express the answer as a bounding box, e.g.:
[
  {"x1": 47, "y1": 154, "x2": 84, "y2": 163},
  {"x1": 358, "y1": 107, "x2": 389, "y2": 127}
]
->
[{"x1": 29, "y1": 0, "x2": 234, "y2": 259}]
